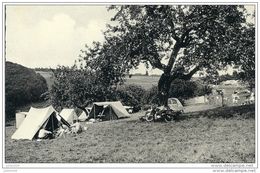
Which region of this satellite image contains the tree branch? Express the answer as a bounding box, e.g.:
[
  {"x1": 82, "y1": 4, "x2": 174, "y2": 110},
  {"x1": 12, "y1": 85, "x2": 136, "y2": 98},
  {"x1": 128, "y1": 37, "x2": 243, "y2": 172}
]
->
[
  {"x1": 168, "y1": 18, "x2": 180, "y2": 42},
  {"x1": 165, "y1": 43, "x2": 181, "y2": 73},
  {"x1": 179, "y1": 28, "x2": 193, "y2": 47},
  {"x1": 182, "y1": 65, "x2": 202, "y2": 80},
  {"x1": 142, "y1": 56, "x2": 166, "y2": 70}
]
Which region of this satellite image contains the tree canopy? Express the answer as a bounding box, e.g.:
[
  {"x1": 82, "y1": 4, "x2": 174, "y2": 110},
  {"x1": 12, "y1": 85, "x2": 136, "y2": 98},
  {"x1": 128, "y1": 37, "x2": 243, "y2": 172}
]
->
[
  {"x1": 95, "y1": 5, "x2": 254, "y2": 105},
  {"x1": 50, "y1": 65, "x2": 113, "y2": 113},
  {"x1": 52, "y1": 5, "x2": 255, "y2": 109}
]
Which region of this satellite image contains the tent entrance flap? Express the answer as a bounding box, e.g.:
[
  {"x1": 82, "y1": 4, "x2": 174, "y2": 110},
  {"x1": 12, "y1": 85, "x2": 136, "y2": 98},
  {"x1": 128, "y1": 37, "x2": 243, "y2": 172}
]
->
[
  {"x1": 34, "y1": 112, "x2": 60, "y2": 139},
  {"x1": 89, "y1": 102, "x2": 126, "y2": 120},
  {"x1": 89, "y1": 101, "x2": 129, "y2": 121},
  {"x1": 44, "y1": 113, "x2": 59, "y2": 131}
]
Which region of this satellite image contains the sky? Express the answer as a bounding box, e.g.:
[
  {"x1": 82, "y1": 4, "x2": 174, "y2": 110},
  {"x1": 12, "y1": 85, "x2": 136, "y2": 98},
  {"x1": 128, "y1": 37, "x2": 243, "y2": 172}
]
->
[
  {"x1": 5, "y1": 4, "x2": 255, "y2": 75},
  {"x1": 6, "y1": 5, "x2": 114, "y2": 68}
]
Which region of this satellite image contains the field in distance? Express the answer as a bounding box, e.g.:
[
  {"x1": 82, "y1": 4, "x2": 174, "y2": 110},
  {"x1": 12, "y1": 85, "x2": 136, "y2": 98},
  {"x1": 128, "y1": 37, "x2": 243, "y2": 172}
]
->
[{"x1": 36, "y1": 71, "x2": 160, "y2": 90}]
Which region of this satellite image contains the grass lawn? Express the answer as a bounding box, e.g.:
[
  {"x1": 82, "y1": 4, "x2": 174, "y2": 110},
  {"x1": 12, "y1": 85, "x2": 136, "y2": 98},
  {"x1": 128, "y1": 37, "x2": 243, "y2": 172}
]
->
[
  {"x1": 5, "y1": 105, "x2": 255, "y2": 163},
  {"x1": 125, "y1": 75, "x2": 159, "y2": 89}
]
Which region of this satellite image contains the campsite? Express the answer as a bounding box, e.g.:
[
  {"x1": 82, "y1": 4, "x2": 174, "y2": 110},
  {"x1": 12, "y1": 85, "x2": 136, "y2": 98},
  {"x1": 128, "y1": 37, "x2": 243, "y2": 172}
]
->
[
  {"x1": 4, "y1": 4, "x2": 256, "y2": 167},
  {"x1": 5, "y1": 104, "x2": 255, "y2": 163},
  {"x1": 5, "y1": 69, "x2": 256, "y2": 163}
]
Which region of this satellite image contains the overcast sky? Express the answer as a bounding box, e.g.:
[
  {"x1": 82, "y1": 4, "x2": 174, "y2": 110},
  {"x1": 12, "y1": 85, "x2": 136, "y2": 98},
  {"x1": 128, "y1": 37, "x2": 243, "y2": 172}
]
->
[{"x1": 5, "y1": 5, "x2": 255, "y2": 75}]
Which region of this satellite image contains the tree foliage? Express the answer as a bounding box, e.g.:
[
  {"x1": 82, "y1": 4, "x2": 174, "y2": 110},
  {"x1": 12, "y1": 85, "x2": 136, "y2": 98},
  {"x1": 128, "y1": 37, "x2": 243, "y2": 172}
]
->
[
  {"x1": 116, "y1": 84, "x2": 146, "y2": 112},
  {"x1": 50, "y1": 66, "x2": 115, "y2": 113},
  {"x1": 236, "y1": 26, "x2": 255, "y2": 89},
  {"x1": 50, "y1": 5, "x2": 254, "y2": 110},
  {"x1": 5, "y1": 61, "x2": 48, "y2": 120},
  {"x1": 141, "y1": 85, "x2": 160, "y2": 105}
]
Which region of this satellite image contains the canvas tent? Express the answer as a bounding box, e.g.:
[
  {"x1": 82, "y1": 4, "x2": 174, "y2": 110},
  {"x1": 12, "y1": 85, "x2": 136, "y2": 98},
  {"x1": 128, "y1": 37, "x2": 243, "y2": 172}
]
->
[
  {"x1": 15, "y1": 112, "x2": 28, "y2": 129},
  {"x1": 11, "y1": 106, "x2": 70, "y2": 140},
  {"x1": 60, "y1": 108, "x2": 78, "y2": 124},
  {"x1": 78, "y1": 107, "x2": 91, "y2": 122},
  {"x1": 89, "y1": 101, "x2": 129, "y2": 121}
]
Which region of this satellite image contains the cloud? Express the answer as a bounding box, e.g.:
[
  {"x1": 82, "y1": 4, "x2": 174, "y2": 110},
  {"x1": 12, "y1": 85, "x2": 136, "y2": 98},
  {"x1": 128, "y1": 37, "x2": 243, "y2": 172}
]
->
[{"x1": 6, "y1": 13, "x2": 107, "y2": 68}]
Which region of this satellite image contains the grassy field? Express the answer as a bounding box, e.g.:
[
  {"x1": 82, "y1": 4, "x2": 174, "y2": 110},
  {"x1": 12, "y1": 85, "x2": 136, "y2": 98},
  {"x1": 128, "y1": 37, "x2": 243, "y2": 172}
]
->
[
  {"x1": 125, "y1": 75, "x2": 159, "y2": 89},
  {"x1": 5, "y1": 105, "x2": 255, "y2": 163},
  {"x1": 36, "y1": 71, "x2": 54, "y2": 90},
  {"x1": 36, "y1": 71, "x2": 159, "y2": 90}
]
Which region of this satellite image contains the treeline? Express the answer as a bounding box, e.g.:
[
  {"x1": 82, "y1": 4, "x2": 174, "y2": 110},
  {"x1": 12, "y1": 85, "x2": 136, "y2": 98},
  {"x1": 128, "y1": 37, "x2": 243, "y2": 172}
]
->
[
  {"x1": 5, "y1": 62, "x2": 48, "y2": 120},
  {"x1": 4, "y1": 60, "x2": 212, "y2": 122},
  {"x1": 34, "y1": 67, "x2": 54, "y2": 72},
  {"x1": 50, "y1": 66, "x2": 212, "y2": 113}
]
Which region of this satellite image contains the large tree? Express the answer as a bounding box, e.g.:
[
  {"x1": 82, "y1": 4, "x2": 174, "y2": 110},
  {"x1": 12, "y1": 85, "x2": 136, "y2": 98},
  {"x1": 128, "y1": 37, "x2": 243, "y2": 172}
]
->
[
  {"x1": 237, "y1": 26, "x2": 255, "y2": 90},
  {"x1": 94, "y1": 5, "x2": 254, "y2": 106},
  {"x1": 50, "y1": 64, "x2": 121, "y2": 115}
]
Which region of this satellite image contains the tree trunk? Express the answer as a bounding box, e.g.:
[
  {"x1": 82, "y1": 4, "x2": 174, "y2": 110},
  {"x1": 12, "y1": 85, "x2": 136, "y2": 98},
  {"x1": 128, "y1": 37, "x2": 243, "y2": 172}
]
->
[{"x1": 158, "y1": 73, "x2": 173, "y2": 106}]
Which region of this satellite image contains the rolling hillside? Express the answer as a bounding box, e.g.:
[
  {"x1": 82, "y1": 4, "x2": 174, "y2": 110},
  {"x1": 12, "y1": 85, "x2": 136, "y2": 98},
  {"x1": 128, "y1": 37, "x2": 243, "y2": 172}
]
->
[{"x1": 36, "y1": 71, "x2": 160, "y2": 90}]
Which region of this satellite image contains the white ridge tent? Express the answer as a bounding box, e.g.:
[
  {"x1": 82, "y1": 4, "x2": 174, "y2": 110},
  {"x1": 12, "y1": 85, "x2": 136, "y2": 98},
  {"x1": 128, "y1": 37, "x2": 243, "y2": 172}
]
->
[
  {"x1": 78, "y1": 111, "x2": 88, "y2": 122},
  {"x1": 89, "y1": 101, "x2": 130, "y2": 121},
  {"x1": 15, "y1": 112, "x2": 28, "y2": 129},
  {"x1": 78, "y1": 107, "x2": 91, "y2": 122},
  {"x1": 59, "y1": 108, "x2": 78, "y2": 124},
  {"x1": 11, "y1": 106, "x2": 69, "y2": 140}
]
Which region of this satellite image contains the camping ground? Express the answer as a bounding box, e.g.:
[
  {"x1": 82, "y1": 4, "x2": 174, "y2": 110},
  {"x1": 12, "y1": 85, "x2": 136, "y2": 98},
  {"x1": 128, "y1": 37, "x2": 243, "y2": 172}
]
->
[{"x1": 5, "y1": 104, "x2": 255, "y2": 163}]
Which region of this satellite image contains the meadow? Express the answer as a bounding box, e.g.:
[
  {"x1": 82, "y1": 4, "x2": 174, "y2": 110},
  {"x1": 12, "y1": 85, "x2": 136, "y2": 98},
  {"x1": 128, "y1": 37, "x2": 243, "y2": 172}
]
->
[
  {"x1": 5, "y1": 105, "x2": 255, "y2": 163},
  {"x1": 5, "y1": 71, "x2": 255, "y2": 164},
  {"x1": 36, "y1": 71, "x2": 159, "y2": 90}
]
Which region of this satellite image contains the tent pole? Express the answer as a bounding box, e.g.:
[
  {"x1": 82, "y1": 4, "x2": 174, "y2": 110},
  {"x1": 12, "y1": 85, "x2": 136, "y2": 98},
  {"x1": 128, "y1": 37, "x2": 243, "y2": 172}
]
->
[
  {"x1": 51, "y1": 113, "x2": 54, "y2": 132},
  {"x1": 110, "y1": 106, "x2": 111, "y2": 121},
  {"x1": 94, "y1": 105, "x2": 96, "y2": 120}
]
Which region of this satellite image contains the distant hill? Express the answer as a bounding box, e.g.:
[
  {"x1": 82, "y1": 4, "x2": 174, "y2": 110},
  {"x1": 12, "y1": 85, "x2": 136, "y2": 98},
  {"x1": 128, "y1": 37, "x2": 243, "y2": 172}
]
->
[
  {"x1": 5, "y1": 61, "x2": 48, "y2": 120},
  {"x1": 35, "y1": 71, "x2": 54, "y2": 90}
]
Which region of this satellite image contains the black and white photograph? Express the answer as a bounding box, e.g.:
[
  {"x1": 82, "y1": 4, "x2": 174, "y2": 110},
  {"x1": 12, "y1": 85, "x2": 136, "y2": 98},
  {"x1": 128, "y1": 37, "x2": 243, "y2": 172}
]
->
[{"x1": 1, "y1": 1, "x2": 257, "y2": 172}]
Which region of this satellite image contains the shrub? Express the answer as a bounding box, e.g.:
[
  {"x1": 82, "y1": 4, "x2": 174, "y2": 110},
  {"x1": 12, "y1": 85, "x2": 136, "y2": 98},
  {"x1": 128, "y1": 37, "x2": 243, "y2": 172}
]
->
[
  {"x1": 169, "y1": 79, "x2": 212, "y2": 102},
  {"x1": 116, "y1": 84, "x2": 146, "y2": 112},
  {"x1": 5, "y1": 61, "x2": 48, "y2": 120},
  {"x1": 142, "y1": 79, "x2": 212, "y2": 107},
  {"x1": 141, "y1": 85, "x2": 160, "y2": 106},
  {"x1": 169, "y1": 79, "x2": 197, "y2": 100},
  {"x1": 50, "y1": 66, "x2": 115, "y2": 112},
  {"x1": 193, "y1": 80, "x2": 212, "y2": 96}
]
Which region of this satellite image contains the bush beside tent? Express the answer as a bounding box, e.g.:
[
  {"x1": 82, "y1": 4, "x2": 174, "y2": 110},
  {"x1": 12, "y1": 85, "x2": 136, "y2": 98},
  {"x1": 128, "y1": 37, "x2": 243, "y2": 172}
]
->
[{"x1": 5, "y1": 61, "x2": 48, "y2": 121}]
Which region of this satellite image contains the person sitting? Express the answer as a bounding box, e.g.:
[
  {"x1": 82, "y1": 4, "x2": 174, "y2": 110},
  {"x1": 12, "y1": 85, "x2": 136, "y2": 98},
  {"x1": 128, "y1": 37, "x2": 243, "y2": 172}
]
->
[
  {"x1": 62, "y1": 124, "x2": 71, "y2": 134},
  {"x1": 71, "y1": 120, "x2": 82, "y2": 134},
  {"x1": 55, "y1": 126, "x2": 66, "y2": 138},
  {"x1": 38, "y1": 128, "x2": 52, "y2": 140}
]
